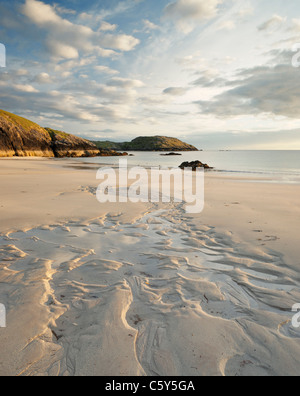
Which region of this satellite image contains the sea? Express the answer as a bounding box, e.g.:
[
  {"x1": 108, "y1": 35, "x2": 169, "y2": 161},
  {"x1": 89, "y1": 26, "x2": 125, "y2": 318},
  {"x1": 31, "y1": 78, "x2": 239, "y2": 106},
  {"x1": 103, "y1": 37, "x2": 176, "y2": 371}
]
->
[{"x1": 77, "y1": 150, "x2": 300, "y2": 184}]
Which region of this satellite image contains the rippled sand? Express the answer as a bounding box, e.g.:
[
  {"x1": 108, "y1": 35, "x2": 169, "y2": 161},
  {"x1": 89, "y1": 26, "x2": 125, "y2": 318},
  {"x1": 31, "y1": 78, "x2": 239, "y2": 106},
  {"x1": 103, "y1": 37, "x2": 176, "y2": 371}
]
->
[{"x1": 0, "y1": 158, "x2": 300, "y2": 376}]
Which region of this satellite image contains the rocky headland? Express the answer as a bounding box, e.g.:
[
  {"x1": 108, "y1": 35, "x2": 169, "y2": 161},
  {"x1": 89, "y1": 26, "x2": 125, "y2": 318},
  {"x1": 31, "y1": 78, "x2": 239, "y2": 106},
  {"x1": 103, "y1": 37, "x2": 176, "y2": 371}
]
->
[{"x1": 0, "y1": 110, "x2": 127, "y2": 158}]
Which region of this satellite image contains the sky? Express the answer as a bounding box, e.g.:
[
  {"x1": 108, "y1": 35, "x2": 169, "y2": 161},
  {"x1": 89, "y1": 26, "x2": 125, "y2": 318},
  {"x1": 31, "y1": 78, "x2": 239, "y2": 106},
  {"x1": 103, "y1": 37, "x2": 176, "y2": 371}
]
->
[{"x1": 0, "y1": 0, "x2": 300, "y2": 149}]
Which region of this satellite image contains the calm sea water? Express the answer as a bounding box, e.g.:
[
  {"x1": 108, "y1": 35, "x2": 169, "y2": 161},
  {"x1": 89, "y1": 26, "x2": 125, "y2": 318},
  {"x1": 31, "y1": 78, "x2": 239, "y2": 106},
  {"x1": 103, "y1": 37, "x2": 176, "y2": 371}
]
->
[{"x1": 79, "y1": 150, "x2": 300, "y2": 184}]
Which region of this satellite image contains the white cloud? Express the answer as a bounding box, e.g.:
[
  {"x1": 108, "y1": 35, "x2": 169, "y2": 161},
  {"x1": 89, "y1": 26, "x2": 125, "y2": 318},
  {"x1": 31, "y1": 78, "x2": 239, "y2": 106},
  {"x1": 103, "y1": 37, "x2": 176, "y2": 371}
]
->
[
  {"x1": 99, "y1": 33, "x2": 140, "y2": 52},
  {"x1": 21, "y1": 0, "x2": 140, "y2": 60},
  {"x1": 13, "y1": 84, "x2": 39, "y2": 93},
  {"x1": 99, "y1": 21, "x2": 118, "y2": 32},
  {"x1": 143, "y1": 19, "x2": 160, "y2": 31},
  {"x1": 164, "y1": 0, "x2": 223, "y2": 33},
  {"x1": 290, "y1": 19, "x2": 300, "y2": 32},
  {"x1": 46, "y1": 40, "x2": 79, "y2": 60},
  {"x1": 94, "y1": 66, "x2": 119, "y2": 75},
  {"x1": 32, "y1": 72, "x2": 53, "y2": 84},
  {"x1": 96, "y1": 48, "x2": 119, "y2": 58},
  {"x1": 22, "y1": 0, "x2": 62, "y2": 25},
  {"x1": 106, "y1": 77, "x2": 144, "y2": 89}
]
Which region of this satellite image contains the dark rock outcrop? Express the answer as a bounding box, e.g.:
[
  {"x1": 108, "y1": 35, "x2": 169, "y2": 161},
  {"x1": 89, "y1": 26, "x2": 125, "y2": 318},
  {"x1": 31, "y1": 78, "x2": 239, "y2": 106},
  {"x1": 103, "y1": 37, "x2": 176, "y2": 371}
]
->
[
  {"x1": 160, "y1": 152, "x2": 182, "y2": 156},
  {"x1": 98, "y1": 149, "x2": 128, "y2": 157},
  {"x1": 179, "y1": 161, "x2": 213, "y2": 171}
]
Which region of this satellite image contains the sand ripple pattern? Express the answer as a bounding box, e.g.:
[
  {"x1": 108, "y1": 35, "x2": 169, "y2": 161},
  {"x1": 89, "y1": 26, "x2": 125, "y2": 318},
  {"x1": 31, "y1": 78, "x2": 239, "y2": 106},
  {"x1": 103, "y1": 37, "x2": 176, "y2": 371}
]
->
[{"x1": 0, "y1": 203, "x2": 300, "y2": 376}]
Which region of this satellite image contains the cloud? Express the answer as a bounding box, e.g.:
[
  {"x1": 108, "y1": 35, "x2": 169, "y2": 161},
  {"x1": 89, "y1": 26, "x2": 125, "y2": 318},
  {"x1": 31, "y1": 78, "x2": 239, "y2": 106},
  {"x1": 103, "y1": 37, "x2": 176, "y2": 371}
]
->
[
  {"x1": 0, "y1": 76, "x2": 137, "y2": 125},
  {"x1": 32, "y1": 72, "x2": 53, "y2": 84},
  {"x1": 192, "y1": 75, "x2": 226, "y2": 88},
  {"x1": 21, "y1": 0, "x2": 140, "y2": 60},
  {"x1": 46, "y1": 40, "x2": 80, "y2": 59},
  {"x1": 53, "y1": 4, "x2": 77, "y2": 16},
  {"x1": 258, "y1": 15, "x2": 286, "y2": 32},
  {"x1": 59, "y1": 78, "x2": 141, "y2": 105},
  {"x1": 78, "y1": 15, "x2": 118, "y2": 32},
  {"x1": 2, "y1": 0, "x2": 300, "y2": 148},
  {"x1": 0, "y1": 80, "x2": 39, "y2": 93},
  {"x1": 99, "y1": 33, "x2": 140, "y2": 52},
  {"x1": 290, "y1": 19, "x2": 300, "y2": 33},
  {"x1": 106, "y1": 77, "x2": 144, "y2": 89},
  {"x1": 164, "y1": 0, "x2": 223, "y2": 33},
  {"x1": 99, "y1": 21, "x2": 118, "y2": 32},
  {"x1": 163, "y1": 87, "x2": 188, "y2": 96},
  {"x1": 216, "y1": 20, "x2": 236, "y2": 31},
  {"x1": 13, "y1": 84, "x2": 39, "y2": 93},
  {"x1": 96, "y1": 48, "x2": 120, "y2": 59},
  {"x1": 22, "y1": 0, "x2": 63, "y2": 25},
  {"x1": 143, "y1": 19, "x2": 160, "y2": 31},
  {"x1": 195, "y1": 53, "x2": 300, "y2": 119},
  {"x1": 94, "y1": 66, "x2": 119, "y2": 75}
]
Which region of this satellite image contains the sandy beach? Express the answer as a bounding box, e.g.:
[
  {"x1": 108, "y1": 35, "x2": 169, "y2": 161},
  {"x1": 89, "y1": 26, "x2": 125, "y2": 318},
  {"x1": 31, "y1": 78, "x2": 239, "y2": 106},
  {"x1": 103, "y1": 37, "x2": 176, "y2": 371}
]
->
[{"x1": 0, "y1": 158, "x2": 299, "y2": 376}]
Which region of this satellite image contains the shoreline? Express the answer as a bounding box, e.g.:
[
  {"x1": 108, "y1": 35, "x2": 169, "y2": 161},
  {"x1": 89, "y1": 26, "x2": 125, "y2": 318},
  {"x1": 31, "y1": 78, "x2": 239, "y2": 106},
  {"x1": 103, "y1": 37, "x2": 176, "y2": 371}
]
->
[
  {"x1": 0, "y1": 158, "x2": 299, "y2": 375},
  {"x1": 1, "y1": 154, "x2": 300, "y2": 184}
]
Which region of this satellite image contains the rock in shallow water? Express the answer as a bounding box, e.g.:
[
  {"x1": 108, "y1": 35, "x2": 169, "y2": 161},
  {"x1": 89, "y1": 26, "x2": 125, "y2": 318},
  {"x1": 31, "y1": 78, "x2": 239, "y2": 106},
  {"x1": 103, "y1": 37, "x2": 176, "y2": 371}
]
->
[{"x1": 179, "y1": 160, "x2": 213, "y2": 170}]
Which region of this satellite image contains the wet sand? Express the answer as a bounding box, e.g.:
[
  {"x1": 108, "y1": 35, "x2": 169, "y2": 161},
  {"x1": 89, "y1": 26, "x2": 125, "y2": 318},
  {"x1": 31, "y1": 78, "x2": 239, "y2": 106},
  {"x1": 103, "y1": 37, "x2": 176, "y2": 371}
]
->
[{"x1": 0, "y1": 158, "x2": 299, "y2": 376}]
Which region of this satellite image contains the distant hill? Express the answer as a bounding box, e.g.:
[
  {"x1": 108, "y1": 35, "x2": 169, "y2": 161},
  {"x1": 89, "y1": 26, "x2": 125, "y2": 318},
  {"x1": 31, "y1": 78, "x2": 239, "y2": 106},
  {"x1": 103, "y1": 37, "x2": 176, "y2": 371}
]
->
[
  {"x1": 0, "y1": 110, "x2": 99, "y2": 158},
  {"x1": 92, "y1": 140, "x2": 124, "y2": 151},
  {"x1": 93, "y1": 136, "x2": 198, "y2": 152}
]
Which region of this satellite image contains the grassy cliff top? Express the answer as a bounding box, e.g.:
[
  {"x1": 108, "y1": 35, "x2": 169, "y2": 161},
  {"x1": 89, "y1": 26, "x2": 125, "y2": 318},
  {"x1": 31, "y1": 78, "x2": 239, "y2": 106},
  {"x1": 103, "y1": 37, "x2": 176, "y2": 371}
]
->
[
  {"x1": 0, "y1": 110, "x2": 48, "y2": 136},
  {"x1": 0, "y1": 110, "x2": 97, "y2": 149},
  {"x1": 93, "y1": 136, "x2": 198, "y2": 151},
  {"x1": 124, "y1": 136, "x2": 198, "y2": 151},
  {"x1": 93, "y1": 141, "x2": 123, "y2": 150},
  {"x1": 45, "y1": 128, "x2": 72, "y2": 140}
]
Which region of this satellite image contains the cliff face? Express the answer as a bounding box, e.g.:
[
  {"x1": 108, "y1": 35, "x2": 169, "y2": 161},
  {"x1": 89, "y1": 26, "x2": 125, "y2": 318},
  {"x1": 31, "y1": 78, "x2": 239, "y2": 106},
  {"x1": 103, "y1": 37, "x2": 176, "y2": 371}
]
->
[
  {"x1": 0, "y1": 110, "x2": 99, "y2": 158},
  {"x1": 0, "y1": 111, "x2": 54, "y2": 157},
  {"x1": 45, "y1": 128, "x2": 99, "y2": 158}
]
